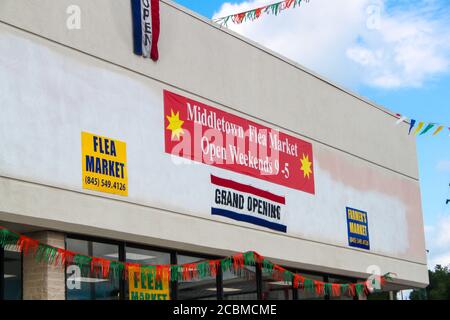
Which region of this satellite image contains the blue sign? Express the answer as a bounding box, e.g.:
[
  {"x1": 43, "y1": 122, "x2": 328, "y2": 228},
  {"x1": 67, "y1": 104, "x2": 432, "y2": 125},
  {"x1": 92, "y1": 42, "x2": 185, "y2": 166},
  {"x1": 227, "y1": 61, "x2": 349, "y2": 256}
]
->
[{"x1": 346, "y1": 207, "x2": 370, "y2": 250}]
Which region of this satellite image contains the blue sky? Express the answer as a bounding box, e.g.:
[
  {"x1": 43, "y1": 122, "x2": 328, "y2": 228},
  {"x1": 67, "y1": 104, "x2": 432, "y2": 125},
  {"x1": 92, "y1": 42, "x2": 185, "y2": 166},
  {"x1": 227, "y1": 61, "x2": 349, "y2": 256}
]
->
[{"x1": 173, "y1": 0, "x2": 450, "y2": 268}]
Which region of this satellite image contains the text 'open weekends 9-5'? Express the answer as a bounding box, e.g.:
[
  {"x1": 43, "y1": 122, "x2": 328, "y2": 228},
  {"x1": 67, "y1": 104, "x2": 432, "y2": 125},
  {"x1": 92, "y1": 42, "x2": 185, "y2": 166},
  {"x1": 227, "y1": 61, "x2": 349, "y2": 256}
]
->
[{"x1": 164, "y1": 90, "x2": 315, "y2": 232}]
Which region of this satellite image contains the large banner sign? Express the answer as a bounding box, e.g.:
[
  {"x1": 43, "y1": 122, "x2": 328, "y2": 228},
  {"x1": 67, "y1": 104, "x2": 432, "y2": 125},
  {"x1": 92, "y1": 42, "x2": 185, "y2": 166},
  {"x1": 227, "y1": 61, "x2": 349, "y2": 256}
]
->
[
  {"x1": 164, "y1": 90, "x2": 315, "y2": 194},
  {"x1": 346, "y1": 207, "x2": 370, "y2": 250}
]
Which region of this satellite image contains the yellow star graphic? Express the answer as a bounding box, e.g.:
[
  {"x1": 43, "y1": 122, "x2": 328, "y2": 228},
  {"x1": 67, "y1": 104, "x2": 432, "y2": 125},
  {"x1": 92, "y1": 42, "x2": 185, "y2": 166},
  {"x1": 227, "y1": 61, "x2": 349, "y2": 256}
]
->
[
  {"x1": 300, "y1": 154, "x2": 313, "y2": 179},
  {"x1": 166, "y1": 109, "x2": 184, "y2": 140}
]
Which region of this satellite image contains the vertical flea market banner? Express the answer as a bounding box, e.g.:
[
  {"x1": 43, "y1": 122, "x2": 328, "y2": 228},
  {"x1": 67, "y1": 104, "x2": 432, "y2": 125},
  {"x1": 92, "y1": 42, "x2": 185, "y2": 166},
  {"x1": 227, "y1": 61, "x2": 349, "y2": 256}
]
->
[
  {"x1": 81, "y1": 132, "x2": 128, "y2": 196},
  {"x1": 128, "y1": 268, "x2": 170, "y2": 300},
  {"x1": 346, "y1": 207, "x2": 370, "y2": 250},
  {"x1": 164, "y1": 90, "x2": 315, "y2": 194},
  {"x1": 130, "y1": 0, "x2": 160, "y2": 61}
]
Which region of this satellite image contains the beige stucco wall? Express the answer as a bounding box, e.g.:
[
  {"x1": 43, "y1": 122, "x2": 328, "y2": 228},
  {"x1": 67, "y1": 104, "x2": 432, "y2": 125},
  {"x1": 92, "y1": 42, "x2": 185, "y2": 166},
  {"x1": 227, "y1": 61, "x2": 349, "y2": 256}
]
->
[{"x1": 22, "y1": 231, "x2": 65, "y2": 300}]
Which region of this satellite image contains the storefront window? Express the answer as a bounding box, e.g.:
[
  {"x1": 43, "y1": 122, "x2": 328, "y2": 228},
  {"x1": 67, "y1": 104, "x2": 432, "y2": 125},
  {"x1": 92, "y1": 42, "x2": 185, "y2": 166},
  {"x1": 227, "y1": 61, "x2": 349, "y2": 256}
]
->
[
  {"x1": 262, "y1": 268, "x2": 293, "y2": 300},
  {"x1": 177, "y1": 254, "x2": 217, "y2": 300},
  {"x1": 2, "y1": 247, "x2": 22, "y2": 300},
  {"x1": 66, "y1": 238, "x2": 120, "y2": 300},
  {"x1": 60, "y1": 234, "x2": 345, "y2": 301},
  {"x1": 125, "y1": 246, "x2": 171, "y2": 300},
  {"x1": 222, "y1": 266, "x2": 258, "y2": 300}
]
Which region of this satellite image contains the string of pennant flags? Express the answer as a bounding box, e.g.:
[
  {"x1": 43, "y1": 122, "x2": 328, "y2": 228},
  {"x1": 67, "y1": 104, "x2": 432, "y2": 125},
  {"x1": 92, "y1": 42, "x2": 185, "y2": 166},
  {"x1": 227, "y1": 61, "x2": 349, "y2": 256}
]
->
[
  {"x1": 0, "y1": 226, "x2": 395, "y2": 298},
  {"x1": 213, "y1": 0, "x2": 310, "y2": 27},
  {"x1": 395, "y1": 114, "x2": 450, "y2": 137},
  {"x1": 210, "y1": 1, "x2": 448, "y2": 139}
]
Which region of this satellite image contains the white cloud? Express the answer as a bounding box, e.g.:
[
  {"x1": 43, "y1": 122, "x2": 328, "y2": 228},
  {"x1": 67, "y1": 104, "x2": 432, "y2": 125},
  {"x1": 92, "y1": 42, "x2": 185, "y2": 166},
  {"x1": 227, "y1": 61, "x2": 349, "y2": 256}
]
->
[
  {"x1": 429, "y1": 252, "x2": 450, "y2": 269},
  {"x1": 425, "y1": 215, "x2": 450, "y2": 268},
  {"x1": 436, "y1": 160, "x2": 450, "y2": 173},
  {"x1": 213, "y1": 0, "x2": 450, "y2": 89},
  {"x1": 424, "y1": 224, "x2": 434, "y2": 234},
  {"x1": 435, "y1": 215, "x2": 450, "y2": 248}
]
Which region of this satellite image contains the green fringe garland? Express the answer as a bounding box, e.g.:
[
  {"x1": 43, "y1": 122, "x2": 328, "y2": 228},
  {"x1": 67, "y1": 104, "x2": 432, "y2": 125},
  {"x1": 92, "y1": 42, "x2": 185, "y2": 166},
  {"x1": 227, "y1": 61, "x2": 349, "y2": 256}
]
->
[
  {"x1": 0, "y1": 228, "x2": 19, "y2": 249},
  {"x1": 35, "y1": 244, "x2": 58, "y2": 264},
  {"x1": 215, "y1": 0, "x2": 309, "y2": 27},
  {"x1": 355, "y1": 283, "x2": 364, "y2": 297},
  {"x1": 141, "y1": 265, "x2": 155, "y2": 276},
  {"x1": 0, "y1": 226, "x2": 379, "y2": 298},
  {"x1": 383, "y1": 272, "x2": 396, "y2": 281},
  {"x1": 273, "y1": 3, "x2": 282, "y2": 15},
  {"x1": 221, "y1": 257, "x2": 233, "y2": 273},
  {"x1": 197, "y1": 261, "x2": 210, "y2": 279},
  {"x1": 324, "y1": 283, "x2": 333, "y2": 296},
  {"x1": 73, "y1": 254, "x2": 92, "y2": 271},
  {"x1": 262, "y1": 259, "x2": 274, "y2": 274},
  {"x1": 171, "y1": 265, "x2": 182, "y2": 282},
  {"x1": 224, "y1": 16, "x2": 231, "y2": 25},
  {"x1": 246, "y1": 10, "x2": 256, "y2": 21},
  {"x1": 340, "y1": 283, "x2": 349, "y2": 296},
  {"x1": 283, "y1": 270, "x2": 293, "y2": 284},
  {"x1": 110, "y1": 261, "x2": 124, "y2": 279},
  {"x1": 304, "y1": 278, "x2": 315, "y2": 292},
  {"x1": 243, "y1": 251, "x2": 256, "y2": 266}
]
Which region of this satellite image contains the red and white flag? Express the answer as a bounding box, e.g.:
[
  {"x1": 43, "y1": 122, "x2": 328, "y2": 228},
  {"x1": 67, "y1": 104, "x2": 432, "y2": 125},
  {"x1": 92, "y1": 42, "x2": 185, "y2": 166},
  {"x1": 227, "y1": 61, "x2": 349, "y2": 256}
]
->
[{"x1": 131, "y1": 0, "x2": 160, "y2": 61}]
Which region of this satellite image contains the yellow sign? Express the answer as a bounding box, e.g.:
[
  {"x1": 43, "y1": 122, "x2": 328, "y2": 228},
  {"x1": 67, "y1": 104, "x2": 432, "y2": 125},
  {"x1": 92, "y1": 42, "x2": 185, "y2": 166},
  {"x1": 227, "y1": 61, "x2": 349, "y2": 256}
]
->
[
  {"x1": 128, "y1": 268, "x2": 170, "y2": 300},
  {"x1": 81, "y1": 132, "x2": 128, "y2": 196}
]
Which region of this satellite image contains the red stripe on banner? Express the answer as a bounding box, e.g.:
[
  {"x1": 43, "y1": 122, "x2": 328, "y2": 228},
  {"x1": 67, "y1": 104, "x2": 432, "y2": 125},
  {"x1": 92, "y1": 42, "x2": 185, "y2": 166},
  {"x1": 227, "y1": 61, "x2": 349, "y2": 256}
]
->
[
  {"x1": 150, "y1": 0, "x2": 160, "y2": 61},
  {"x1": 211, "y1": 175, "x2": 286, "y2": 204},
  {"x1": 164, "y1": 90, "x2": 315, "y2": 194}
]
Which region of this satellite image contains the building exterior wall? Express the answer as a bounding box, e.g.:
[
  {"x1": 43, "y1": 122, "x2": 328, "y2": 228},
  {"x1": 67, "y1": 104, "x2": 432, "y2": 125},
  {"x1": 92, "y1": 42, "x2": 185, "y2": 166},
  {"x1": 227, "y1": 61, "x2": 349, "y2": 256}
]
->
[
  {"x1": 0, "y1": 0, "x2": 419, "y2": 177},
  {"x1": 23, "y1": 231, "x2": 65, "y2": 300},
  {"x1": 0, "y1": 0, "x2": 428, "y2": 290}
]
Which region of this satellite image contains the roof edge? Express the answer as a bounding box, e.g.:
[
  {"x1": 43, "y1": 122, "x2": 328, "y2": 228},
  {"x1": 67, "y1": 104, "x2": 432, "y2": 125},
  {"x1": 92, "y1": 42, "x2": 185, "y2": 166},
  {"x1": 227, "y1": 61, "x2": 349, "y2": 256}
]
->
[{"x1": 161, "y1": 0, "x2": 400, "y2": 121}]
